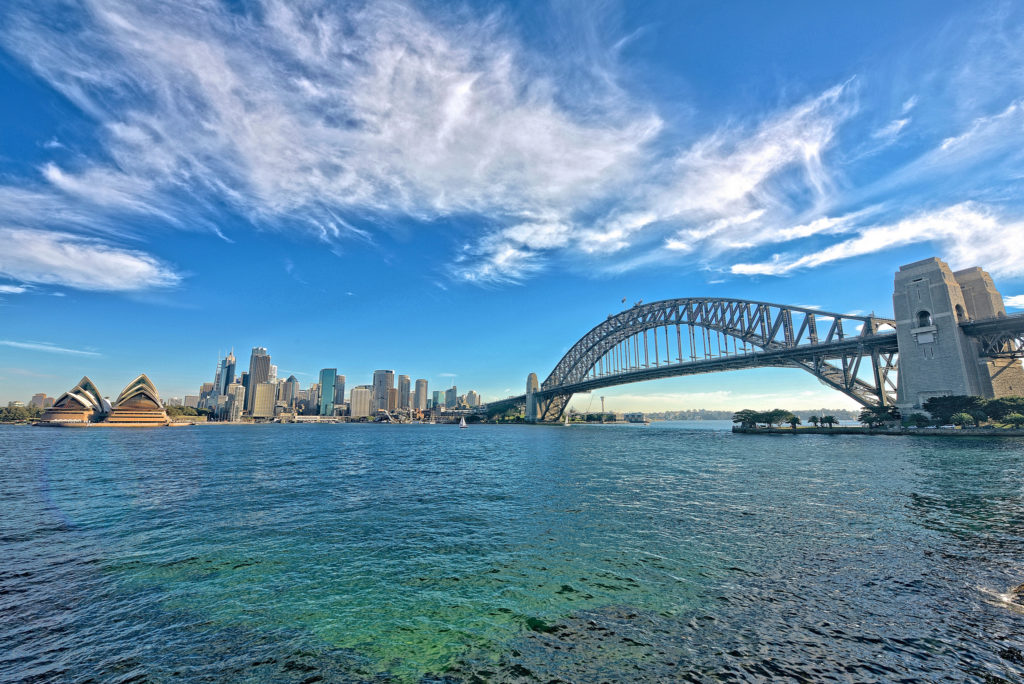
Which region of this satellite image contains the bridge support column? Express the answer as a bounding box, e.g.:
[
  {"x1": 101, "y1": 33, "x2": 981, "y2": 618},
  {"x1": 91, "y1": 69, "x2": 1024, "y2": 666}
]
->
[
  {"x1": 525, "y1": 373, "x2": 539, "y2": 423},
  {"x1": 893, "y1": 258, "x2": 1024, "y2": 411}
]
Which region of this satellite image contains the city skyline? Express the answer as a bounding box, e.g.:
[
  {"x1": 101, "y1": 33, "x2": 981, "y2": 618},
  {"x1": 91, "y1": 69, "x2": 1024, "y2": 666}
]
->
[{"x1": 3, "y1": 1, "x2": 1024, "y2": 410}]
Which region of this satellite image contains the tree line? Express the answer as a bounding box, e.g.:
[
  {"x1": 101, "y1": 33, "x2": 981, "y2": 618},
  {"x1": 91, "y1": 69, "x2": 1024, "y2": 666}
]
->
[
  {"x1": 0, "y1": 405, "x2": 43, "y2": 423},
  {"x1": 731, "y1": 408, "x2": 839, "y2": 429},
  {"x1": 732, "y1": 395, "x2": 1024, "y2": 430}
]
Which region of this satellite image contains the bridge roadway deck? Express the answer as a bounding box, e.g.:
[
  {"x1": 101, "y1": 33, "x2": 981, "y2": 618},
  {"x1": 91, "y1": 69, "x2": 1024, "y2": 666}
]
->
[{"x1": 959, "y1": 311, "x2": 1024, "y2": 336}]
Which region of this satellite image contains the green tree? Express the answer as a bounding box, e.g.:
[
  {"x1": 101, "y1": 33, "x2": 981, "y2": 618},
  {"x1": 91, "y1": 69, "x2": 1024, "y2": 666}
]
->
[
  {"x1": 904, "y1": 412, "x2": 931, "y2": 428},
  {"x1": 981, "y1": 397, "x2": 1024, "y2": 421},
  {"x1": 922, "y1": 395, "x2": 983, "y2": 425},
  {"x1": 807, "y1": 415, "x2": 819, "y2": 427},
  {"x1": 1004, "y1": 412, "x2": 1024, "y2": 428},
  {"x1": 859, "y1": 405, "x2": 899, "y2": 428},
  {"x1": 821, "y1": 415, "x2": 837, "y2": 428},
  {"x1": 732, "y1": 409, "x2": 760, "y2": 428},
  {"x1": 765, "y1": 408, "x2": 794, "y2": 427},
  {"x1": 0, "y1": 406, "x2": 31, "y2": 422},
  {"x1": 788, "y1": 415, "x2": 802, "y2": 429},
  {"x1": 950, "y1": 412, "x2": 975, "y2": 427}
]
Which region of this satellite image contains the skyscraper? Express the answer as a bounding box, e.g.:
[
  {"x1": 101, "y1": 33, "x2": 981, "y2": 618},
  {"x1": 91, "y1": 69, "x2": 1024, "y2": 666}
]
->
[
  {"x1": 398, "y1": 375, "x2": 410, "y2": 411},
  {"x1": 252, "y1": 382, "x2": 276, "y2": 419},
  {"x1": 280, "y1": 375, "x2": 300, "y2": 407},
  {"x1": 319, "y1": 368, "x2": 337, "y2": 416},
  {"x1": 246, "y1": 347, "x2": 271, "y2": 412},
  {"x1": 334, "y1": 375, "x2": 346, "y2": 406},
  {"x1": 432, "y1": 390, "x2": 442, "y2": 410},
  {"x1": 414, "y1": 379, "x2": 428, "y2": 411},
  {"x1": 445, "y1": 386, "x2": 457, "y2": 409},
  {"x1": 349, "y1": 386, "x2": 372, "y2": 418},
  {"x1": 213, "y1": 349, "x2": 236, "y2": 397},
  {"x1": 466, "y1": 390, "x2": 480, "y2": 407},
  {"x1": 372, "y1": 370, "x2": 394, "y2": 411},
  {"x1": 387, "y1": 387, "x2": 398, "y2": 411},
  {"x1": 226, "y1": 383, "x2": 245, "y2": 422}
]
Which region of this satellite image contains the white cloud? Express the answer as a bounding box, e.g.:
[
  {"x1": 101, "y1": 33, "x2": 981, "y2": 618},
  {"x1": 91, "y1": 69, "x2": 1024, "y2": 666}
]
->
[
  {"x1": 1005, "y1": 295, "x2": 1024, "y2": 309},
  {"x1": 579, "y1": 84, "x2": 852, "y2": 256},
  {"x1": 3, "y1": 2, "x2": 1023, "y2": 288},
  {"x1": 3, "y1": 0, "x2": 659, "y2": 254},
  {"x1": 872, "y1": 117, "x2": 909, "y2": 140},
  {"x1": 0, "y1": 285, "x2": 28, "y2": 294},
  {"x1": 731, "y1": 203, "x2": 1024, "y2": 278},
  {"x1": 0, "y1": 227, "x2": 181, "y2": 291},
  {"x1": 0, "y1": 340, "x2": 100, "y2": 356}
]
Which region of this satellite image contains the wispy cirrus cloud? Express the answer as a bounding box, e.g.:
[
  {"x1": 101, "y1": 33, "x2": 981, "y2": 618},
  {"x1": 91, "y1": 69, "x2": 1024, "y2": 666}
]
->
[
  {"x1": 0, "y1": 227, "x2": 181, "y2": 291},
  {"x1": 731, "y1": 203, "x2": 1024, "y2": 278},
  {"x1": 0, "y1": 284, "x2": 29, "y2": 294},
  {"x1": 2, "y1": 0, "x2": 658, "y2": 242},
  {"x1": 0, "y1": 340, "x2": 101, "y2": 356},
  {"x1": 3, "y1": 0, "x2": 1024, "y2": 288}
]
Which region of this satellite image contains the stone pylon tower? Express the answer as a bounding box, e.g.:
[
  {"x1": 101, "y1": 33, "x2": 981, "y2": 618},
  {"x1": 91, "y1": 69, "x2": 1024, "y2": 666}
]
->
[
  {"x1": 525, "y1": 373, "x2": 539, "y2": 423},
  {"x1": 893, "y1": 257, "x2": 1024, "y2": 411}
]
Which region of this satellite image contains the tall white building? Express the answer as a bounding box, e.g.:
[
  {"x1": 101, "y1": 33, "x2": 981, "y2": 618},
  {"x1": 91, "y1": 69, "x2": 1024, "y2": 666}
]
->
[
  {"x1": 466, "y1": 390, "x2": 480, "y2": 407},
  {"x1": 350, "y1": 386, "x2": 372, "y2": 418},
  {"x1": 372, "y1": 370, "x2": 394, "y2": 411},
  {"x1": 414, "y1": 379, "x2": 428, "y2": 411}
]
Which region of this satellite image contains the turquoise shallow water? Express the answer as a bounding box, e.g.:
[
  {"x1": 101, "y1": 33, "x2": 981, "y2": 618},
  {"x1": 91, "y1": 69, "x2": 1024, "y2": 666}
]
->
[{"x1": 2, "y1": 421, "x2": 1024, "y2": 682}]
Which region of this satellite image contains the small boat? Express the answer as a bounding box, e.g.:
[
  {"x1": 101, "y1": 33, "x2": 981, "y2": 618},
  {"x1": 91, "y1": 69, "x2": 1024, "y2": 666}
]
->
[
  {"x1": 564, "y1": 414, "x2": 570, "y2": 426},
  {"x1": 459, "y1": 416, "x2": 467, "y2": 429}
]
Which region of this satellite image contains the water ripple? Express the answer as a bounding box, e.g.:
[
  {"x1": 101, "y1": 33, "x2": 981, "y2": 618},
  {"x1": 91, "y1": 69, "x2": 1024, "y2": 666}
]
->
[{"x1": 1, "y1": 423, "x2": 1023, "y2": 682}]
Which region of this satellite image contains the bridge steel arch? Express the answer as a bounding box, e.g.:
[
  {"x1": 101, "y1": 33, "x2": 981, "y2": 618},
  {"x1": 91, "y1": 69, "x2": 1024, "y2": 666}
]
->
[{"x1": 530, "y1": 298, "x2": 899, "y2": 422}]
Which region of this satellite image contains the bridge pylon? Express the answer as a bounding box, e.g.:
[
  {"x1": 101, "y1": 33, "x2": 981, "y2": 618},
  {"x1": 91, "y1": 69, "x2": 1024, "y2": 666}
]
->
[
  {"x1": 525, "y1": 373, "x2": 539, "y2": 423},
  {"x1": 894, "y1": 258, "x2": 1024, "y2": 411}
]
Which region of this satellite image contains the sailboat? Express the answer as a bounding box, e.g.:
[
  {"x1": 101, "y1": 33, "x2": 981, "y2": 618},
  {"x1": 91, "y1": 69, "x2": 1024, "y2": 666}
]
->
[
  {"x1": 459, "y1": 416, "x2": 467, "y2": 429},
  {"x1": 564, "y1": 413, "x2": 570, "y2": 426}
]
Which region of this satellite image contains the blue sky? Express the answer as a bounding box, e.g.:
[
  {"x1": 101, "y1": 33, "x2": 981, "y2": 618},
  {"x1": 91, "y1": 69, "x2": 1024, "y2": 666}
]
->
[{"x1": 2, "y1": 0, "x2": 1024, "y2": 411}]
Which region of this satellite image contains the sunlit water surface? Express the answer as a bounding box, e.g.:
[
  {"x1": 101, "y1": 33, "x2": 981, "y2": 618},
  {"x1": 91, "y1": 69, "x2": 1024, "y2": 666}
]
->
[{"x1": 2, "y1": 422, "x2": 1023, "y2": 682}]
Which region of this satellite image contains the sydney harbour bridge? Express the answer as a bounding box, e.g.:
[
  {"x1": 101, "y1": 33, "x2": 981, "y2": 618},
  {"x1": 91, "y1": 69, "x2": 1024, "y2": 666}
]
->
[{"x1": 483, "y1": 259, "x2": 1024, "y2": 423}]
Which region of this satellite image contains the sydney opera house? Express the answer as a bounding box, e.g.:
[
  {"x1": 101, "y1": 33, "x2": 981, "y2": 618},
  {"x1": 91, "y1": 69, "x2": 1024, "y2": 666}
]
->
[{"x1": 37, "y1": 374, "x2": 173, "y2": 427}]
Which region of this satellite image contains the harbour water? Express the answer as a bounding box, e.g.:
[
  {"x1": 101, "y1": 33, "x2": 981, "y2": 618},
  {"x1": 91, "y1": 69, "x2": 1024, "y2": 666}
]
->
[{"x1": 2, "y1": 421, "x2": 1023, "y2": 682}]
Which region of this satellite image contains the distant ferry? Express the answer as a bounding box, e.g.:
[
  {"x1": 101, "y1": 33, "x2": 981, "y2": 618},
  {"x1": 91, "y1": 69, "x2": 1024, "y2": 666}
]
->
[{"x1": 624, "y1": 412, "x2": 651, "y2": 424}]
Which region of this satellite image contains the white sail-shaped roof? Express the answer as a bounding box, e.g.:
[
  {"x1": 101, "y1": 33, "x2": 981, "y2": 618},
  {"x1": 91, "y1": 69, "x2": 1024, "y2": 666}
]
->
[
  {"x1": 52, "y1": 376, "x2": 108, "y2": 413},
  {"x1": 113, "y1": 374, "x2": 162, "y2": 409}
]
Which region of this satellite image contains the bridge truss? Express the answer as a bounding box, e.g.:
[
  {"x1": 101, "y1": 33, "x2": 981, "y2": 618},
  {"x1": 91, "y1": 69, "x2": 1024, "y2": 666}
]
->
[
  {"x1": 526, "y1": 298, "x2": 900, "y2": 422},
  {"x1": 961, "y1": 314, "x2": 1024, "y2": 358}
]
